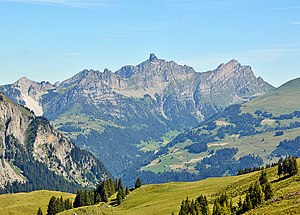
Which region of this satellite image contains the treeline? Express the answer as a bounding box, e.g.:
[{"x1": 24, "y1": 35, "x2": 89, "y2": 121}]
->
[
  {"x1": 237, "y1": 162, "x2": 278, "y2": 175},
  {"x1": 39, "y1": 177, "x2": 141, "y2": 215}
]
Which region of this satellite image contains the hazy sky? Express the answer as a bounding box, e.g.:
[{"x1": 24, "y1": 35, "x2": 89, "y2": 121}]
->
[{"x1": 0, "y1": 0, "x2": 299, "y2": 87}]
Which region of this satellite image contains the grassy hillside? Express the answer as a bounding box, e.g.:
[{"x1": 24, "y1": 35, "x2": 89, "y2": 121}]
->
[
  {"x1": 242, "y1": 77, "x2": 300, "y2": 115},
  {"x1": 59, "y1": 159, "x2": 300, "y2": 215},
  {"x1": 0, "y1": 190, "x2": 75, "y2": 215},
  {"x1": 139, "y1": 78, "x2": 300, "y2": 176}
]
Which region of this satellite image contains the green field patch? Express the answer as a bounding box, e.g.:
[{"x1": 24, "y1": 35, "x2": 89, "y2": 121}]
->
[{"x1": 0, "y1": 190, "x2": 75, "y2": 215}]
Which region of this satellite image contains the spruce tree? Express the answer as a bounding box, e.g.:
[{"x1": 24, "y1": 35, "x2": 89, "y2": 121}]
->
[
  {"x1": 73, "y1": 189, "x2": 84, "y2": 208},
  {"x1": 94, "y1": 193, "x2": 102, "y2": 204},
  {"x1": 259, "y1": 169, "x2": 268, "y2": 186},
  {"x1": 108, "y1": 178, "x2": 115, "y2": 195},
  {"x1": 89, "y1": 190, "x2": 95, "y2": 205},
  {"x1": 58, "y1": 196, "x2": 64, "y2": 212},
  {"x1": 196, "y1": 195, "x2": 209, "y2": 215},
  {"x1": 84, "y1": 190, "x2": 91, "y2": 206},
  {"x1": 252, "y1": 181, "x2": 264, "y2": 208},
  {"x1": 47, "y1": 196, "x2": 59, "y2": 215},
  {"x1": 291, "y1": 157, "x2": 298, "y2": 176},
  {"x1": 243, "y1": 192, "x2": 252, "y2": 212},
  {"x1": 125, "y1": 186, "x2": 130, "y2": 195},
  {"x1": 277, "y1": 163, "x2": 283, "y2": 177},
  {"x1": 64, "y1": 198, "x2": 72, "y2": 210},
  {"x1": 116, "y1": 191, "x2": 123, "y2": 205},
  {"x1": 212, "y1": 200, "x2": 222, "y2": 215},
  {"x1": 102, "y1": 187, "x2": 109, "y2": 203},
  {"x1": 37, "y1": 207, "x2": 43, "y2": 215},
  {"x1": 135, "y1": 177, "x2": 142, "y2": 189},
  {"x1": 263, "y1": 182, "x2": 274, "y2": 200}
]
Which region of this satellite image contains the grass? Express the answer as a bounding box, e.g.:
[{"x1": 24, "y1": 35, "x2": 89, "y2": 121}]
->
[
  {"x1": 0, "y1": 190, "x2": 75, "y2": 215},
  {"x1": 1, "y1": 161, "x2": 299, "y2": 215},
  {"x1": 61, "y1": 159, "x2": 300, "y2": 215},
  {"x1": 59, "y1": 159, "x2": 300, "y2": 215},
  {"x1": 242, "y1": 78, "x2": 300, "y2": 115}
]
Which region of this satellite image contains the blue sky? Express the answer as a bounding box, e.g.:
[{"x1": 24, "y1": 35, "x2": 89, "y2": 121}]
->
[{"x1": 0, "y1": 0, "x2": 299, "y2": 87}]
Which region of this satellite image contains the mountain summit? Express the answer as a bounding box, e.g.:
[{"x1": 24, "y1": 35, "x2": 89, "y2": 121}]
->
[
  {"x1": 0, "y1": 55, "x2": 274, "y2": 176},
  {"x1": 149, "y1": 53, "x2": 158, "y2": 61}
]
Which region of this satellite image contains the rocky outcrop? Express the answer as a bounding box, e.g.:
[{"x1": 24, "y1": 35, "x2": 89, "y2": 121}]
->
[
  {"x1": 0, "y1": 77, "x2": 55, "y2": 116},
  {"x1": 0, "y1": 93, "x2": 110, "y2": 188}
]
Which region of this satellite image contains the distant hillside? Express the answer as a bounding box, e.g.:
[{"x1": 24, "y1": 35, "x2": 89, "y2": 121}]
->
[
  {"x1": 242, "y1": 77, "x2": 300, "y2": 115},
  {"x1": 58, "y1": 159, "x2": 300, "y2": 215},
  {"x1": 0, "y1": 93, "x2": 110, "y2": 193},
  {"x1": 0, "y1": 54, "x2": 274, "y2": 178},
  {"x1": 138, "y1": 77, "x2": 300, "y2": 181},
  {"x1": 0, "y1": 190, "x2": 75, "y2": 215}
]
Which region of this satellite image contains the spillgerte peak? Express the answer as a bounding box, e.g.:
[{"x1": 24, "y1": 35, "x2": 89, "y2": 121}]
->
[{"x1": 148, "y1": 53, "x2": 158, "y2": 61}]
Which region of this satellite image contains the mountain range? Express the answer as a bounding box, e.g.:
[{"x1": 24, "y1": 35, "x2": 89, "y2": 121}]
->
[{"x1": 0, "y1": 54, "x2": 274, "y2": 179}]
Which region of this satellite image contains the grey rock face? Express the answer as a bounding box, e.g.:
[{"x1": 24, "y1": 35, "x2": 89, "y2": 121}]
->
[{"x1": 0, "y1": 93, "x2": 110, "y2": 188}]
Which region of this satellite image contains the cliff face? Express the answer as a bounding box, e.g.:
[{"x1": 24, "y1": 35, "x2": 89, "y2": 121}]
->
[
  {"x1": 0, "y1": 54, "x2": 274, "y2": 176},
  {"x1": 0, "y1": 93, "x2": 110, "y2": 188}
]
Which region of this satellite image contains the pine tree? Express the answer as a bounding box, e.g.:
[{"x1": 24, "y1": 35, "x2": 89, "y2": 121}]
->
[
  {"x1": 108, "y1": 178, "x2": 115, "y2": 195},
  {"x1": 277, "y1": 163, "x2": 283, "y2": 177},
  {"x1": 135, "y1": 177, "x2": 142, "y2": 189},
  {"x1": 84, "y1": 190, "x2": 91, "y2": 206},
  {"x1": 242, "y1": 192, "x2": 252, "y2": 212},
  {"x1": 212, "y1": 200, "x2": 222, "y2": 215},
  {"x1": 37, "y1": 207, "x2": 43, "y2": 215},
  {"x1": 263, "y1": 182, "x2": 274, "y2": 200},
  {"x1": 252, "y1": 181, "x2": 264, "y2": 208},
  {"x1": 125, "y1": 186, "x2": 130, "y2": 195},
  {"x1": 117, "y1": 178, "x2": 123, "y2": 191},
  {"x1": 116, "y1": 191, "x2": 123, "y2": 205},
  {"x1": 196, "y1": 195, "x2": 209, "y2": 215},
  {"x1": 259, "y1": 169, "x2": 268, "y2": 186},
  {"x1": 89, "y1": 190, "x2": 95, "y2": 205},
  {"x1": 47, "y1": 196, "x2": 59, "y2": 215},
  {"x1": 94, "y1": 193, "x2": 102, "y2": 204},
  {"x1": 73, "y1": 189, "x2": 84, "y2": 208},
  {"x1": 102, "y1": 186, "x2": 109, "y2": 203},
  {"x1": 236, "y1": 197, "x2": 243, "y2": 214},
  {"x1": 64, "y1": 198, "x2": 72, "y2": 210},
  {"x1": 58, "y1": 196, "x2": 64, "y2": 212},
  {"x1": 291, "y1": 157, "x2": 298, "y2": 176},
  {"x1": 283, "y1": 158, "x2": 289, "y2": 175}
]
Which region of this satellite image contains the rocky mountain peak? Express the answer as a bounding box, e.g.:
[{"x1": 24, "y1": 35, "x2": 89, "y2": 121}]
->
[
  {"x1": 217, "y1": 59, "x2": 240, "y2": 71},
  {"x1": 16, "y1": 76, "x2": 32, "y2": 83},
  {"x1": 148, "y1": 53, "x2": 158, "y2": 62}
]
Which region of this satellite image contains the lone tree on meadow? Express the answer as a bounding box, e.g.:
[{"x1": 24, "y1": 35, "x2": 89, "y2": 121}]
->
[
  {"x1": 135, "y1": 177, "x2": 142, "y2": 189},
  {"x1": 37, "y1": 207, "x2": 43, "y2": 215}
]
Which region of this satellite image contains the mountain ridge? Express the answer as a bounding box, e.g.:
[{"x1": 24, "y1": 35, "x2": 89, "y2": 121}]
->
[{"x1": 0, "y1": 54, "x2": 274, "y2": 176}]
